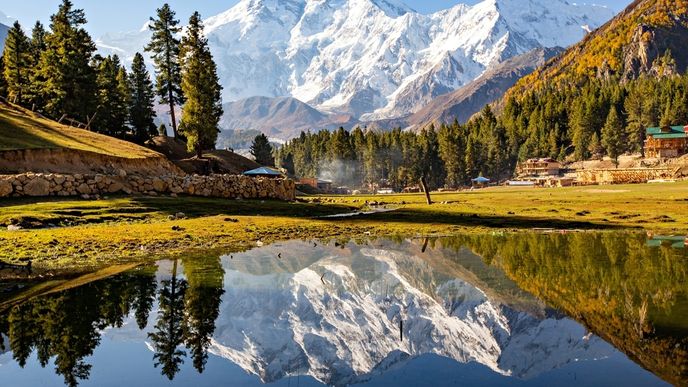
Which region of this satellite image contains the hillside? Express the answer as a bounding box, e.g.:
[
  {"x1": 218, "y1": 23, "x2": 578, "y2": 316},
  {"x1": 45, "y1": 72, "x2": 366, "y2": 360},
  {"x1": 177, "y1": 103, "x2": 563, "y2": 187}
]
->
[
  {"x1": 508, "y1": 0, "x2": 688, "y2": 96},
  {"x1": 408, "y1": 47, "x2": 563, "y2": 128},
  {"x1": 0, "y1": 102, "x2": 180, "y2": 175}
]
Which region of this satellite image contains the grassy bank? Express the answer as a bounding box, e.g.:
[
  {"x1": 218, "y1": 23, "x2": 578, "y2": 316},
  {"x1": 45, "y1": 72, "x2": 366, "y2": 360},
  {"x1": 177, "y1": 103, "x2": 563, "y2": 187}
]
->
[
  {"x1": 0, "y1": 181, "x2": 686, "y2": 274},
  {"x1": 0, "y1": 103, "x2": 160, "y2": 158}
]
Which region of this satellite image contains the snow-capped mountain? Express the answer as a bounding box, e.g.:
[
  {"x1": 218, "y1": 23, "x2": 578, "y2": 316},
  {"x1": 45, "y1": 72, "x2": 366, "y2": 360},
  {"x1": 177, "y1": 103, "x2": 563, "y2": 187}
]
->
[
  {"x1": 0, "y1": 11, "x2": 14, "y2": 50},
  {"x1": 97, "y1": 0, "x2": 614, "y2": 130}
]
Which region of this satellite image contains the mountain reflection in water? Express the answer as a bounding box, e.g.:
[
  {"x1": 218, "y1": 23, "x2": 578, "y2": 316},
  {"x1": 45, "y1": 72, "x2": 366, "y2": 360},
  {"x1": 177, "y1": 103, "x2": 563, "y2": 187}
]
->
[{"x1": 0, "y1": 233, "x2": 685, "y2": 387}]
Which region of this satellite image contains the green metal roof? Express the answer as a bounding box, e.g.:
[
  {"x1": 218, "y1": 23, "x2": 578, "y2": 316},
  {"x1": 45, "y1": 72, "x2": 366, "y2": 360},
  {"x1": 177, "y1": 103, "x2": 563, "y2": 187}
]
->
[
  {"x1": 646, "y1": 126, "x2": 687, "y2": 138},
  {"x1": 650, "y1": 133, "x2": 688, "y2": 139}
]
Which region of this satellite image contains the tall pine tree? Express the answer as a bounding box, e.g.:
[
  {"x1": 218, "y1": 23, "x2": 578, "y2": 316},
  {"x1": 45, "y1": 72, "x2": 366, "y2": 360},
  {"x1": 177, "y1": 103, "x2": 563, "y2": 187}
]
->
[
  {"x1": 36, "y1": 0, "x2": 97, "y2": 122},
  {"x1": 146, "y1": 4, "x2": 184, "y2": 138},
  {"x1": 27, "y1": 21, "x2": 48, "y2": 108},
  {"x1": 601, "y1": 107, "x2": 625, "y2": 165},
  {"x1": 129, "y1": 53, "x2": 157, "y2": 143},
  {"x1": 94, "y1": 55, "x2": 129, "y2": 137},
  {"x1": 250, "y1": 133, "x2": 274, "y2": 166},
  {"x1": 3, "y1": 21, "x2": 32, "y2": 105},
  {"x1": 179, "y1": 12, "x2": 223, "y2": 157}
]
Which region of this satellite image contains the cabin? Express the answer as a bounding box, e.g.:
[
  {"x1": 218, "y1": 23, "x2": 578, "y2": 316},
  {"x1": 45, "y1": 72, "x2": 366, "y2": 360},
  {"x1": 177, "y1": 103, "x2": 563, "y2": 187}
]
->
[
  {"x1": 298, "y1": 178, "x2": 333, "y2": 193},
  {"x1": 644, "y1": 125, "x2": 688, "y2": 159},
  {"x1": 516, "y1": 158, "x2": 561, "y2": 177}
]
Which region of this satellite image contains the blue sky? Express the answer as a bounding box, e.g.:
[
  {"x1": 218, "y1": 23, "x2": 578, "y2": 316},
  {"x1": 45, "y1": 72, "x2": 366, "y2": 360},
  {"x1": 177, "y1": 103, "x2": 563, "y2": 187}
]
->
[{"x1": 0, "y1": 0, "x2": 633, "y2": 37}]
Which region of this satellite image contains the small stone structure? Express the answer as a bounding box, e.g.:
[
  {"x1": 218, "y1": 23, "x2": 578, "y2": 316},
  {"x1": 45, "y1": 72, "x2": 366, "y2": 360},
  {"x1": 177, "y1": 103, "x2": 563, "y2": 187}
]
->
[{"x1": 0, "y1": 173, "x2": 296, "y2": 201}]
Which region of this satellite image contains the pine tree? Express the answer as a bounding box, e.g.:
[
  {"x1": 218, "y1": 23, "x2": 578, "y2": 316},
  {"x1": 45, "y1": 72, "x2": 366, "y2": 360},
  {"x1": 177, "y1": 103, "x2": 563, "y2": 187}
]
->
[
  {"x1": 146, "y1": 4, "x2": 184, "y2": 138},
  {"x1": 250, "y1": 133, "x2": 274, "y2": 166},
  {"x1": 0, "y1": 55, "x2": 7, "y2": 97},
  {"x1": 36, "y1": 0, "x2": 97, "y2": 122},
  {"x1": 27, "y1": 21, "x2": 48, "y2": 108},
  {"x1": 29, "y1": 21, "x2": 47, "y2": 64},
  {"x1": 94, "y1": 55, "x2": 129, "y2": 137},
  {"x1": 179, "y1": 12, "x2": 223, "y2": 157},
  {"x1": 601, "y1": 107, "x2": 624, "y2": 165},
  {"x1": 129, "y1": 53, "x2": 157, "y2": 143},
  {"x1": 3, "y1": 21, "x2": 32, "y2": 105}
]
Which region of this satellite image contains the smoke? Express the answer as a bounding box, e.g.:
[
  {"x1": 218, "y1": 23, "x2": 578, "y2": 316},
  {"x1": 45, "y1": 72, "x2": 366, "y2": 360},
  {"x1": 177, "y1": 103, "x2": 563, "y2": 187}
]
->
[{"x1": 318, "y1": 159, "x2": 361, "y2": 187}]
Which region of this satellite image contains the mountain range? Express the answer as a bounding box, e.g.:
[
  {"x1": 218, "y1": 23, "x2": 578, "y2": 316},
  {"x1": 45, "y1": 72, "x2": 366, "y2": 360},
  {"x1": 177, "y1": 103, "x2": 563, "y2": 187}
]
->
[{"x1": 96, "y1": 0, "x2": 615, "y2": 140}]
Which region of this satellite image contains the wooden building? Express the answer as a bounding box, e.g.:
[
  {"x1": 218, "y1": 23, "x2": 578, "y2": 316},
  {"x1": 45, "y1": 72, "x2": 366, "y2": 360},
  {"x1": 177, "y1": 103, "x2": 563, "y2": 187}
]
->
[
  {"x1": 516, "y1": 158, "x2": 562, "y2": 177},
  {"x1": 644, "y1": 125, "x2": 688, "y2": 158}
]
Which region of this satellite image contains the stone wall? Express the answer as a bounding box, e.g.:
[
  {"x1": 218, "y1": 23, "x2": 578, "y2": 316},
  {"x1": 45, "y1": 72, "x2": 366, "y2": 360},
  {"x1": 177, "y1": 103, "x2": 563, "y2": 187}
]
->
[{"x1": 0, "y1": 173, "x2": 296, "y2": 201}]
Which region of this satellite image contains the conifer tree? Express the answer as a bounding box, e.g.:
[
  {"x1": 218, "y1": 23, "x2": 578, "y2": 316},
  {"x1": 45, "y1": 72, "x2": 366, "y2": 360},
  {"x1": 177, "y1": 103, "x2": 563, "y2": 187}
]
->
[
  {"x1": 129, "y1": 53, "x2": 157, "y2": 144},
  {"x1": 179, "y1": 12, "x2": 223, "y2": 157},
  {"x1": 250, "y1": 133, "x2": 274, "y2": 166},
  {"x1": 601, "y1": 107, "x2": 624, "y2": 165},
  {"x1": 36, "y1": 0, "x2": 97, "y2": 121},
  {"x1": 29, "y1": 21, "x2": 47, "y2": 64},
  {"x1": 94, "y1": 55, "x2": 129, "y2": 137},
  {"x1": 3, "y1": 21, "x2": 32, "y2": 105},
  {"x1": 0, "y1": 55, "x2": 6, "y2": 97},
  {"x1": 27, "y1": 21, "x2": 48, "y2": 107},
  {"x1": 146, "y1": 4, "x2": 184, "y2": 138}
]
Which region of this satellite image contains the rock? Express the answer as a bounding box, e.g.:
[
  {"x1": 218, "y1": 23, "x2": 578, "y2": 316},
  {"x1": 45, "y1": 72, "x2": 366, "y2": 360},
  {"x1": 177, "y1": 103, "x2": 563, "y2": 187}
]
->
[
  {"x1": 0, "y1": 180, "x2": 13, "y2": 197},
  {"x1": 175, "y1": 212, "x2": 186, "y2": 219},
  {"x1": 24, "y1": 177, "x2": 50, "y2": 196},
  {"x1": 7, "y1": 225, "x2": 23, "y2": 231},
  {"x1": 54, "y1": 175, "x2": 66, "y2": 185},
  {"x1": 81, "y1": 194, "x2": 90, "y2": 200},
  {"x1": 108, "y1": 182, "x2": 124, "y2": 193},
  {"x1": 77, "y1": 183, "x2": 92, "y2": 195},
  {"x1": 117, "y1": 169, "x2": 127, "y2": 177},
  {"x1": 152, "y1": 178, "x2": 166, "y2": 192}
]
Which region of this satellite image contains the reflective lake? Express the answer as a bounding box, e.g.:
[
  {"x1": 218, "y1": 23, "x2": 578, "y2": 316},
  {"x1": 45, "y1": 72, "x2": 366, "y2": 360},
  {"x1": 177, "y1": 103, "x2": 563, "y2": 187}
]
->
[{"x1": 0, "y1": 232, "x2": 686, "y2": 386}]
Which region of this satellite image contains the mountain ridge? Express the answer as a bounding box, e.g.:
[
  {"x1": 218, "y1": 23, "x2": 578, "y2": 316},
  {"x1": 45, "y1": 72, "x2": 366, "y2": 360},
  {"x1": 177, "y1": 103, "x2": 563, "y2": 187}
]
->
[{"x1": 97, "y1": 0, "x2": 614, "y2": 136}]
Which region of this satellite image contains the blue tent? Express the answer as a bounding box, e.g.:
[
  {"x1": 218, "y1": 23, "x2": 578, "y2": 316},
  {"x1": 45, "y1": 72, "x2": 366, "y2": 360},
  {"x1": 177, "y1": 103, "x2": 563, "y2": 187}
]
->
[
  {"x1": 243, "y1": 167, "x2": 283, "y2": 177},
  {"x1": 471, "y1": 176, "x2": 491, "y2": 183}
]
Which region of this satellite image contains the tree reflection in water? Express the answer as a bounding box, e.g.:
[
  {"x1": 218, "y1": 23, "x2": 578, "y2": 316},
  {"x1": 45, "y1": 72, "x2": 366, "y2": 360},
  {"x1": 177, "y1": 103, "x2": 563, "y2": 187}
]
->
[
  {"x1": 0, "y1": 233, "x2": 685, "y2": 386},
  {"x1": 439, "y1": 232, "x2": 688, "y2": 385},
  {"x1": 0, "y1": 254, "x2": 225, "y2": 387}
]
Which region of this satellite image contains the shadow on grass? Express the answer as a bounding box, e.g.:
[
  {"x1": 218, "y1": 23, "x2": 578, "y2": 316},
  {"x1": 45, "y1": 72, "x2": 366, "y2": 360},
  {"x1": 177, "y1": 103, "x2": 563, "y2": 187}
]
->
[{"x1": 329, "y1": 207, "x2": 628, "y2": 231}]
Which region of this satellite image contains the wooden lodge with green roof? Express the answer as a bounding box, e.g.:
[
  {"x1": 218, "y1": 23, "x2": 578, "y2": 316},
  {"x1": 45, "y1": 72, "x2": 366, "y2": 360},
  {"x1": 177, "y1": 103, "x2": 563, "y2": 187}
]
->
[{"x1": 644, "y1": 125, "x2": 688, "y2": 158}]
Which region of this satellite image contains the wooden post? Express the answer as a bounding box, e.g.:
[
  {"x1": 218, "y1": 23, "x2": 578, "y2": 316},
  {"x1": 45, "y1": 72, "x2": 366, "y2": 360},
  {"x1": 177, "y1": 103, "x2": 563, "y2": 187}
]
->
[{"x1": 420, "y1": 176, "x2": 432, "y2": 205}]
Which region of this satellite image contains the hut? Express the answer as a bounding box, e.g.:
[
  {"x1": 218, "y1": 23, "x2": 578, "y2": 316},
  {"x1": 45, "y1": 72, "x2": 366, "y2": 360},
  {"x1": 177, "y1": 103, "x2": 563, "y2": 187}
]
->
[
  {"x1": 471, "y1": 176, "x2": 491, "y2": 188},
  {"x1": 243, "y1": 167, "x2": 284, "y2": 178}
]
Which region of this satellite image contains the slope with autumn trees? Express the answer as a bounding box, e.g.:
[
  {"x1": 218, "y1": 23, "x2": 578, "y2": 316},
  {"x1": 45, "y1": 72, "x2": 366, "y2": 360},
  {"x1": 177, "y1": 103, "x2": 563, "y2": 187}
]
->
[{"x1": 509, "y1": 0, "x2": 688, "y2": 95}]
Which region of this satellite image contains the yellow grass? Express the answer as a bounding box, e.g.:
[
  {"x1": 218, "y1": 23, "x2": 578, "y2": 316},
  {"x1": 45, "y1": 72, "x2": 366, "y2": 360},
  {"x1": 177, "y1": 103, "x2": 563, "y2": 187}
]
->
[{"x1": 0, "y1": 103, "x2": 160, "y2": 159}]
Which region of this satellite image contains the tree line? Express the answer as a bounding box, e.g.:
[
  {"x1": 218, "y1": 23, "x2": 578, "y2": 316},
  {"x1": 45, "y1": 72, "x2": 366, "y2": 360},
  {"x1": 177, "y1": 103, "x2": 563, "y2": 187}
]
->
[
  {"x1": 276, "y1": 53, "x2": 688, "y2": 188},
  {"x1": 274, "y1": 109, "x2": 510, "y2": 190},
  {"x1": 0, "y1": 1, "x2": 222, "y2": 156}
]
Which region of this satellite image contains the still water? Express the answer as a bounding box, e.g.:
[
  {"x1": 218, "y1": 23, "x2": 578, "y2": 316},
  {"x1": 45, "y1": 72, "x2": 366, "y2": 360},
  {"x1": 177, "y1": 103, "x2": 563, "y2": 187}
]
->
[{"x1": 0, "y1": 233, "x2": 686, "y2": 387}]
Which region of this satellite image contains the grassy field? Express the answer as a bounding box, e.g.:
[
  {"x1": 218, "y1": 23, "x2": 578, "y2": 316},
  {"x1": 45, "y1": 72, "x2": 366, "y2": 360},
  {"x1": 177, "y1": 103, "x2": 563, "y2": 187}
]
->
[
  {"x1": 0, "y1": 181, "x2": 686, "y2": 274},
  {"x1": 0, "y1": 103, "x2": 160, "y2": 158}
]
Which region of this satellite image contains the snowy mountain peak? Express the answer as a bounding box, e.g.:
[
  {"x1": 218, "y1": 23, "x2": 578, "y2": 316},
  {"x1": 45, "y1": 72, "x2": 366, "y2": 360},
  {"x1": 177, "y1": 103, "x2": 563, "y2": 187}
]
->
[{"x1": 97, "y1": 0, "x2": 616, "y2": 134}]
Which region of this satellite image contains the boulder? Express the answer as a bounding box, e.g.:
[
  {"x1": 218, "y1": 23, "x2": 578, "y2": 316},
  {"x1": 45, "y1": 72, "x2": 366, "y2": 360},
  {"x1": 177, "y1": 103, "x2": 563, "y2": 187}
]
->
[
  {"x1": 77, "y1": 183, "x2": 92, "y2": 195},
  {"x1": 24, "y1": 177, "x2": 50, "y2": 196},
  {"x1": 0, "y1": 180, "x2": 13, "y2": 197},
  {"x1": 152, "y1": 178, "x2": 166, "y2": 192},
  {"x1": 108, "y1": 182, "x2": 124, "y2": 193}
]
